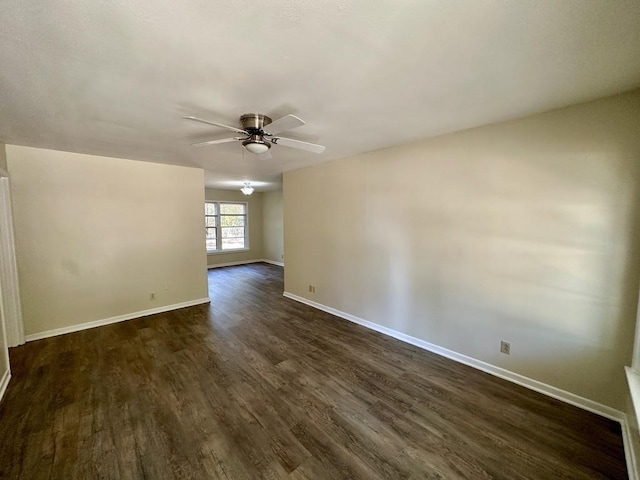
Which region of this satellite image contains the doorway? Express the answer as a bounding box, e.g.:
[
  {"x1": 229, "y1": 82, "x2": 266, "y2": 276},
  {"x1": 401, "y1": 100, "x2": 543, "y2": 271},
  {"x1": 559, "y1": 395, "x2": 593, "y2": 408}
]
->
[{"x1": 0, "y1": 173, "x2": 24, "y2": 347}]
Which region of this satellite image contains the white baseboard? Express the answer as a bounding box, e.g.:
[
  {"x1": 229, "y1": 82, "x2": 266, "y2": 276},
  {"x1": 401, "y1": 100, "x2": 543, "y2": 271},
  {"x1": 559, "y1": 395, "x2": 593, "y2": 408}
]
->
[
  {"x1": 207, "y1": 259, "x2": 262, "y2": 269},
  {"x1": 261, "y1": 259, "x2": 284, "y2": 267},
  {"x1": 283, "y1": 291, "x2": 624, "y2": 422},
  {"x1": 24, "y1": 297, "x2": 211, "y2": 342},
  {"x1": 0, "y1": 368, "x2": 10, "y2": 404},
  {"x1": 207, "y1": 259, "x2": 284, "y2": 269}
]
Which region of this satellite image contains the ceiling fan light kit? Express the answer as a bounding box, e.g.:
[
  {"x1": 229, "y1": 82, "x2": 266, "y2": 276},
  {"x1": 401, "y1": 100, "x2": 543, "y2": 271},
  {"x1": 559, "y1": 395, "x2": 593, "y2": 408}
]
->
[
  {"x1": 242, "y1": 135, "x2": 270, "y2": 154},
  {"x1": 184, "y1": 112, "x2": 325, "y2": 156}
]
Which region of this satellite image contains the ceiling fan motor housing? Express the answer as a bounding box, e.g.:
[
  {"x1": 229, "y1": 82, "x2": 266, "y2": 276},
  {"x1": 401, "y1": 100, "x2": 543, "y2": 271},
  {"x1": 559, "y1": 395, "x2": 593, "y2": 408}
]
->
[
  {"x1": 240, "y1": 114, "x2": 273, "y2": 153},
  {"x1": 240, "y1": 113, "x2": 272, "y2": 133}
]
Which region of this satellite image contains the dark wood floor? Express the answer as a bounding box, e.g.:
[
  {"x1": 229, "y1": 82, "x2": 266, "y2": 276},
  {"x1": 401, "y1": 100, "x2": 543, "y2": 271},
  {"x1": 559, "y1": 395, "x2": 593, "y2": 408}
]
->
[{"x1": 0, "y1": 263, "x2": 627, "y2": 479}]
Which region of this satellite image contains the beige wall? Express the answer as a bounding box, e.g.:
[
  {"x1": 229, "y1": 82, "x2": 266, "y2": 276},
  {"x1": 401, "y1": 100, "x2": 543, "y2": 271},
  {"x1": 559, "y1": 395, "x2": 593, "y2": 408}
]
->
[
  {"x1": 205, "y1": 188, "x2": 263, "y2": 267},
  {"x1": 7, "y1": 145, "x2": 209, "y2": 337},
  {"x1": 284, "y1": 89, "x2": 640, "y2": 410},
  {"x1": 263, "y1": 190, "x2": 284, "y2": 264}
]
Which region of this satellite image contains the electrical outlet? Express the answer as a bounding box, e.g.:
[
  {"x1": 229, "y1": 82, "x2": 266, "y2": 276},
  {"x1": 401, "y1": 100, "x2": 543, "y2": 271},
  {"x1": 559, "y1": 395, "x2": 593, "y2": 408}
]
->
[
  {"x1": 150, "y1": 292, "x2": 155, "y2": 300},
  {"x1": 308, "y1": 285, "x2": 316, "y2": 293},
  {"x1": 500, "y1": 341, "x2": 510, "y2": 355}
]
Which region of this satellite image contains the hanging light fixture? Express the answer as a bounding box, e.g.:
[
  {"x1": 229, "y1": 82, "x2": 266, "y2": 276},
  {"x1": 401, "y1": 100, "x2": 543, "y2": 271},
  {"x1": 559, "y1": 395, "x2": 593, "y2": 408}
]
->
[{"x1": 240, "y1": 182, "x2": 254, "y2": 196}]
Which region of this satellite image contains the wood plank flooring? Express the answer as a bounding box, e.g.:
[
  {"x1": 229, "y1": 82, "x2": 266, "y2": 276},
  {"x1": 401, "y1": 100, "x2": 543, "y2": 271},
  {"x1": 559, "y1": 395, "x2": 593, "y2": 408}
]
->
[{"x1": 0, "y1": 263, "x2": 628, "y2": 479}]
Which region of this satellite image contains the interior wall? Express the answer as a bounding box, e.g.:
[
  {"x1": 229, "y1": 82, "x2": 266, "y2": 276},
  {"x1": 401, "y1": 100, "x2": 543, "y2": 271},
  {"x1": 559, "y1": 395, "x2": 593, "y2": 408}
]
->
[
  {"x1": 205, "y1": 188, "x2": 263, "y2": 267},
  {"x1": 284, "y1": 89, "x2": 640, "y2": 411},
  {"x1": 7, "y1": 145, "x2": 209, "y2": 337},
  {"x1": 262, "y1": 190, "x2": 284, "y2": 264}
]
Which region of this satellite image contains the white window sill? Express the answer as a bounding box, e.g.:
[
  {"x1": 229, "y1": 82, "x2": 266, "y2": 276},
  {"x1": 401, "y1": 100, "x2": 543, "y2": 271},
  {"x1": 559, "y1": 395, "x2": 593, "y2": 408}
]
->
[
  {"x1": 626, "y1": 366, "x2": 640, "y2": 430},
  {"x1": 207, "y1": 248, "x2": 250, "y2": 256}
]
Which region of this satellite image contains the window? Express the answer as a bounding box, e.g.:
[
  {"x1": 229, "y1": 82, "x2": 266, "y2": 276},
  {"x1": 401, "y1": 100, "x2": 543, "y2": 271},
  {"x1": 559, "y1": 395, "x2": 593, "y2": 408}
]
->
[{"x1": 205, "y1": 202, "x2": 248, "y2": 252}]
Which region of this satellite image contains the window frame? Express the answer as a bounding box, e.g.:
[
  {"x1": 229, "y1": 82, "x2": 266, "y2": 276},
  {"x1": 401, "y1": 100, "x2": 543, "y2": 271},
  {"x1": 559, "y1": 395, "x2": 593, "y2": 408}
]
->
[{"x1": 205, "y1": 201, "x2": 249, "y2": 254}]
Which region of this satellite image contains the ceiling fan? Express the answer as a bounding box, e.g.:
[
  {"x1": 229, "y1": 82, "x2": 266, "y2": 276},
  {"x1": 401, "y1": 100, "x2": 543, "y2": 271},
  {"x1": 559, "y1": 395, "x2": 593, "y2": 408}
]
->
[{"x1": 183, "y1": 113, "x2": 325, "y2": 159}]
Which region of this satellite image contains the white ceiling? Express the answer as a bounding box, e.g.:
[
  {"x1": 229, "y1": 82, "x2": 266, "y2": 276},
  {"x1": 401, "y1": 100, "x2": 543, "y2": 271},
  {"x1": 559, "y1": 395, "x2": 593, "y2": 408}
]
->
[{"x1": 1, "y1": 1, "x2": 639, "y2": 191}]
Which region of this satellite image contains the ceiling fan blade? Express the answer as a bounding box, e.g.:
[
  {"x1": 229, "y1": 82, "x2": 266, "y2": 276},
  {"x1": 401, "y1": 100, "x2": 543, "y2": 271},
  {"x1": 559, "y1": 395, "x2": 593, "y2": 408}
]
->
[
  {"x1": 191, "y1": 137, "x2": 243, "y2": 147},
  {"x1": 183, "y1": 116, "x2": 247, "y2": 135},
  {"x1": 271, "y1": 137, "x2": 325, "y2": 153},
  {"x1": 257, "y1": 150, "x2": 272, "y2": 160},
  {"x1": 264, "y1": 114, "x2": 305, "y2": 135}
]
